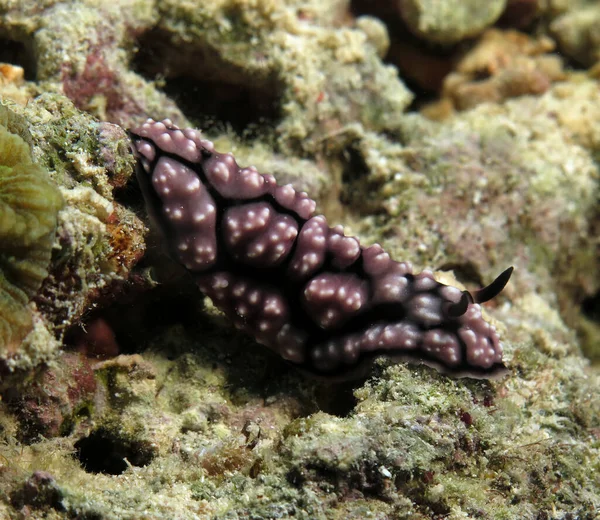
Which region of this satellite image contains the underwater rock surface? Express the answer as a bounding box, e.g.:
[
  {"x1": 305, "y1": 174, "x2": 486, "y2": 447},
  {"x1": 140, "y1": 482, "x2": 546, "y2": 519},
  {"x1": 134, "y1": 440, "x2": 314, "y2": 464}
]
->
[{"x1": 0, "y1": 0, "x2": 598, "y2": 519}]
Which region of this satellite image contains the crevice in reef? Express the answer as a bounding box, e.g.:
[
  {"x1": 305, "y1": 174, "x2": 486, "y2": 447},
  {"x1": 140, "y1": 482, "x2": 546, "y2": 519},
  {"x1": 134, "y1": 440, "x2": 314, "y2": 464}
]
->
[
  {"x1": 162, "y1": 76, "x2": 282, "y2": 137},
  {"x1": 339, "y1": 142, "x2": 382, "y2": 214},
  {"x1": 580, "y1": 289, "x2": 600, "y2": 361},
  {"x1": 340, "y1": 142, "x2": 370, "y2": 188},
  {"x1": 63, "y1": 275, "x2": 204, "y2": 357},
  {"x1": 0, "y1": 37, "x2": 37, "y2": 80},
  {"x1": 582, "y1": 290, "x2": 600, "y2": 324},
  {"x1": 74, "y1": 428, "x2": 155, "y2": 475},
  {"x1": 314, "y1": 381, "x2": 359, "y2": 417},
  {"x1": 131, "y1": 29, "x2": 283, "y2": 136}
]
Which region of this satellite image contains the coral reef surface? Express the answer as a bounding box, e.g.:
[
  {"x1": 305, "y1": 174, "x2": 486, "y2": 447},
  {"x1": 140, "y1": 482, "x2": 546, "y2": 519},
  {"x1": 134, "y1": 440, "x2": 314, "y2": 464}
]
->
[
  {"x1": 0, "y1": 109, "x2": 62, "y2": 358},
  {"x1": 0, "y1": 0, "x2": 597, "y2": 519}
]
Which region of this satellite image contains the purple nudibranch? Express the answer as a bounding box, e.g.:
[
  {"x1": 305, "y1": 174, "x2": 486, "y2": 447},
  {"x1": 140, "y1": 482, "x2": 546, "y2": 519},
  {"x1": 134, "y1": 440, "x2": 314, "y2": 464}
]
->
[{"x1": 130, "y1": 119, "x2": 512, "y2": 380}]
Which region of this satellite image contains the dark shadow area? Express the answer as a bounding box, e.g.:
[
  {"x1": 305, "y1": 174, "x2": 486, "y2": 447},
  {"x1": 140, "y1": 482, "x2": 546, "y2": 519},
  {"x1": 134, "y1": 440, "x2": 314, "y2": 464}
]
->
[
  {"x1": 339, "y1": 141, "x2": 386, "y2": 215},
  {"x1": 162, "y1": 77, "x2": 281, "y2": 138},
  {"x1": 582, "y1": 290, "x2": 600, "y2": 324},
  {"x1": 314, "y1": 380, "x2": 359, "y2": 417},
  {"x1": 340, "y1": 142, "x2": 370, "y2": 187},
  {"x1": 74, "y1": 428, "x2": 155, "y2": 474},
  {"x1": 132, "y1": 29, "x2": 283, "y2": 136},
  {"x1": 0, "y1": 37, "x2": 36, "y2": 80},
  {"x1": 63, "y1": 273, "x2": 204, "y2": 357}
]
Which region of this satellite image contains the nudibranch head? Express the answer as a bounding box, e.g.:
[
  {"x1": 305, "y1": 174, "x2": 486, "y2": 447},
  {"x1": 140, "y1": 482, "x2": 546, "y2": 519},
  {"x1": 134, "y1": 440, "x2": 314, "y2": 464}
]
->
[{"x1": 130, "y1": 118, "x2": 512, "y2": 380}]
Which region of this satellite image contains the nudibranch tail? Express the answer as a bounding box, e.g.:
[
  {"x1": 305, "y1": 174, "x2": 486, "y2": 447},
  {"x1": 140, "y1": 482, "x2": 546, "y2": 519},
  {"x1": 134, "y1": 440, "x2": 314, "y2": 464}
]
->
[
  {"x1": 130, "y1": 118, "x2": 512, "y2": 380},
  {"x1": 472, "y1": 266, "x2": 514, "y2": 304},
  {"x1": 443, "y1": 266, "x2": 514, "y2": 318}
]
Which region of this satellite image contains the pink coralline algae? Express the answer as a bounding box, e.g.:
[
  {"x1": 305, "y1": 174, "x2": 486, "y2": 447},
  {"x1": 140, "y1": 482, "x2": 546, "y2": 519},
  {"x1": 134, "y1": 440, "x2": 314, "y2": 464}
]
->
[{"x1": 130, "y1": 119, "x2": 513, "y2": 379}]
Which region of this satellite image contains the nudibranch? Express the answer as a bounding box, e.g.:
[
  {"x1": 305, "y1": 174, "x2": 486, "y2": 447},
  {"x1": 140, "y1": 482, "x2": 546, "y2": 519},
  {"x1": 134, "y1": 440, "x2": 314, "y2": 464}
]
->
[{"x1": 130, "y1": 119, "x2": 512, "y2": 380}]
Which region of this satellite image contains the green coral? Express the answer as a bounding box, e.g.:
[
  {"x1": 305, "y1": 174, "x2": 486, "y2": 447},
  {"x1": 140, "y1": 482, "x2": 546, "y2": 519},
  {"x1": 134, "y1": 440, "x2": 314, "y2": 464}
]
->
[{"x1": 0, "y1": 116, "x2": 63, "y2": 356}]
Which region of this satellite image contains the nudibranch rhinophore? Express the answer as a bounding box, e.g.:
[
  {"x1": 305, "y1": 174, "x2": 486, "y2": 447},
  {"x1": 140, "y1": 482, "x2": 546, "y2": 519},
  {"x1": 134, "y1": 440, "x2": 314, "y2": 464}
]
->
[{"x1": 130, "y1": 119, "x2": 512, "y2": 380}]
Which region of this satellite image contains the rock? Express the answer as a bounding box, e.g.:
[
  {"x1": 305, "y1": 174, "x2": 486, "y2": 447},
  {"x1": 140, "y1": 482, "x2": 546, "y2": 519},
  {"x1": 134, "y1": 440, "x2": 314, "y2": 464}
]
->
[{"x1": 399, "y1": 0, "x2": 507, "y2": 45}]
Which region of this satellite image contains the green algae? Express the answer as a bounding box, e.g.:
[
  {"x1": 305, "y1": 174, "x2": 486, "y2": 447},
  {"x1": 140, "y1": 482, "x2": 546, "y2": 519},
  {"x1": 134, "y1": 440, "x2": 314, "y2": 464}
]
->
[{"x1": 0, "y1": 109, "x2": 63, "y2": 356}]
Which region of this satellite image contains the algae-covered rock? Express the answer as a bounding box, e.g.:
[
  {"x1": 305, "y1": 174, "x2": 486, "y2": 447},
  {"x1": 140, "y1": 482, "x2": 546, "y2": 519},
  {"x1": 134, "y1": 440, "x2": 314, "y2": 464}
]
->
[
  {"x1": 0, "y1": 1, "x2": 598, "y2": 519},
  {"x1": 344, "y1": 80, "x2": 599, "y2": 333},
  {"x1": 436, "y1": 29, "x2": 565, "y2": 112},
  {"x1": 0, "y1": 0, "x2": 413, "y2": 154},
  {"x1": 399, "y1": 0, "x2": 507, "y2": 45},
  {"x1": 551, "y1": 5, "x2": 600, "y2": 67},
  {"x1": 0, "y1": 110, "x2": 62, "y2": 357},
  {"x1": 0, "y1": 94, "x2": 147, "y2": 376},
  {"x1": 145, "y1": 0, "x2": 413, "y2": 153}
]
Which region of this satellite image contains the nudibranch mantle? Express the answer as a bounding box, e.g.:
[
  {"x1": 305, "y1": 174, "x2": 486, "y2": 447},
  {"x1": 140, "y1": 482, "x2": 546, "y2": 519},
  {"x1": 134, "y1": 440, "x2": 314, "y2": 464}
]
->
[{"x1": 130, "y1": 118, "x2": 512, "y2": 380}]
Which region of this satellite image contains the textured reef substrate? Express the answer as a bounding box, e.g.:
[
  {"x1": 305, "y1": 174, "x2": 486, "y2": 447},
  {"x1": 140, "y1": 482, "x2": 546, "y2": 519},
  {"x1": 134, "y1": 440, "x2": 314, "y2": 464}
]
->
[{"x1": 0, "y1": 0, "x2": 598, "y2": 519}]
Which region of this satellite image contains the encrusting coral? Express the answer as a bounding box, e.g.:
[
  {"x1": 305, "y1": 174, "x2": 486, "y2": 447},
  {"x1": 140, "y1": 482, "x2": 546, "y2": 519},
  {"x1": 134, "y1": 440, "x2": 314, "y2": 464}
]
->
[{"x1": 0, "y1": 112, "x2": 62, "y2": 356}]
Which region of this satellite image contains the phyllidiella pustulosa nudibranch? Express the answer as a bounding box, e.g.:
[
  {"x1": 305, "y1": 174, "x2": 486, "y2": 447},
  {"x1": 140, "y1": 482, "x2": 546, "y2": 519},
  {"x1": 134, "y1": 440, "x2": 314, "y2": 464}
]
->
[{"x1": 130, "y1": 119, "x2": 513, "y2": 380}]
